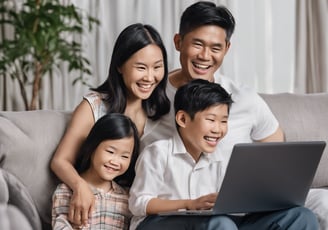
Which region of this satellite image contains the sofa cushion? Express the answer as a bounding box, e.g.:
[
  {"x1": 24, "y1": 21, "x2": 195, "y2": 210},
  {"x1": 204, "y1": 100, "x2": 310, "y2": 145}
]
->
[
  {"x1": 0, "y1": 110, "x2": 71, "y2": 228},
  {"x1": 0, "y1": 169, "x2": 41, "y2": 230},
  {"x1": 305, "y1": 188, "x2": 328, "y2": 229},
  {"x1": 260, "y1": 93, "x2": 328, "y2": 188},
  {"x1": 0, "y1": 204, "x2": 33, "y2": 230}
]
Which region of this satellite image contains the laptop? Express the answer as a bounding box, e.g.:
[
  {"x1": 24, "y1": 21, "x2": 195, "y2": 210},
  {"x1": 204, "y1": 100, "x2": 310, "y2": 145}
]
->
[{"x1": 159, "y1": 141, "x2": 326, "y2": 216}]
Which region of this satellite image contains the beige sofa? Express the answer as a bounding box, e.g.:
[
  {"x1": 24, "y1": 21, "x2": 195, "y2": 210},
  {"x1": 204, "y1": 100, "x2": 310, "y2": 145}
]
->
[{"x1": 0, "y1": 93, "x2": 328, "y2": 230}]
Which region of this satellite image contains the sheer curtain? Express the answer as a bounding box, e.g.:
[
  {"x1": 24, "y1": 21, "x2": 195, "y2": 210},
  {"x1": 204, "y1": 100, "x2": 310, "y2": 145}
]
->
[
  {"x1": 1, "y1": 0, "x2": 327, "y2": 111},
  {"x1": 294, "y1": 0, "x2": 328, "y2": 93}
]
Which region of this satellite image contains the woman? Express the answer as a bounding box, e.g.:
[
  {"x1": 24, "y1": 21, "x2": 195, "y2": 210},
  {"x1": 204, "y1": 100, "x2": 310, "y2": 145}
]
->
[{"x1": 50, "y1": 23, "x2": 170, "y2": 228}]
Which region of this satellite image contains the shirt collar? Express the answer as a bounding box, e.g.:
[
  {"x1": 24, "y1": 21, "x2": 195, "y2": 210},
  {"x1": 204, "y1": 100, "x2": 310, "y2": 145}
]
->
[{"x1": 91, "y1": 180, "x2": 128, "y2": 195}]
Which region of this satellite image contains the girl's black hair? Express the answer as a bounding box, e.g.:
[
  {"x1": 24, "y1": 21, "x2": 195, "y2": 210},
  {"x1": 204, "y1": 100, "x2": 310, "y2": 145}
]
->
[{"x1": 75, "y1": 113, "x2": 139, "y2": 187}]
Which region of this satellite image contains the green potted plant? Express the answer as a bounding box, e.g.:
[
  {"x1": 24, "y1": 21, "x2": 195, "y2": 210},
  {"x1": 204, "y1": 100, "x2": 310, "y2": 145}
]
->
[{"x1": 0, "y1": 0, "x2": 99, "y2": 110}]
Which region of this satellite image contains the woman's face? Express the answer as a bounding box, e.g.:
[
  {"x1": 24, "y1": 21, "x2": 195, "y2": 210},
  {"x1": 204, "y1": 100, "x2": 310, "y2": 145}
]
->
[{"x1": 119, "y1": 44, "x2": 165, "y2": 100}]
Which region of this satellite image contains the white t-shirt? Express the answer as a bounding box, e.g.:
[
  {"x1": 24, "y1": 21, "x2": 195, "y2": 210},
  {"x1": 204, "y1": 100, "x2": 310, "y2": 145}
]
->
[{"x1": 129, "y1": 132, "x2": 225, "y2": 230}]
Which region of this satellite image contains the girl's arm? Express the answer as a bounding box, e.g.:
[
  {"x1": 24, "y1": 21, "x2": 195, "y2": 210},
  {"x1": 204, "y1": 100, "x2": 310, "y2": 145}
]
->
[
  {"x1": 50, "y1": 100, "x2": 95, "y2": 227},
  {"x1": 53, "y1": 217, "x2": 74, "y2": 230},
  {"x1": 52, "y1": 184, "x2": 74, "y2": 230}
]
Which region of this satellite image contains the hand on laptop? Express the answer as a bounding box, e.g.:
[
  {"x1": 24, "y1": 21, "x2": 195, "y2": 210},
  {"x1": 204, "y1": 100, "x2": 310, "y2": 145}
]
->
[{"x1": 187, "y1": 193, "x2": 218, "y2": 210}]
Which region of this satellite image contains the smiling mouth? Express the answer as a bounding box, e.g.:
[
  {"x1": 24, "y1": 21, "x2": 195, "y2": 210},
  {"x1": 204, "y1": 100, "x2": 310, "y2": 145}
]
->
[
  {"x1": 137, "y1": 83, "x2": 153, "y2": 89},
  {"x1": 193, "y1": 62, "x2": 212, "y2": 70},
  {"x1": 104, "y1": 165, "x2": 119, "y2": 172},
  {"x1": 204, "y1": 136, "x2": 219, "y2": 143}
]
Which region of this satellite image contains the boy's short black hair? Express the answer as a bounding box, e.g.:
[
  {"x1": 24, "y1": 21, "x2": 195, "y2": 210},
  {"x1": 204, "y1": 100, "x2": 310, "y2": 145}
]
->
[
  {"x1": 174, "y1": 79, "x2": 233, "y2": 120},
  {"x1": 179, "y1": 1, "x2": 235, "y2": 43}
]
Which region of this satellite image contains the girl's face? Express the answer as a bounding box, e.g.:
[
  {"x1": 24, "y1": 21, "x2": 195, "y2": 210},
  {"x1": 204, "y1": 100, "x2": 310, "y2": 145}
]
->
[
  {"x1": 87, "y1": 137, "x2": 134, "y2": 188},
  {"x1": 119, "y1": 44, "x2": 165, "y2": 100}
]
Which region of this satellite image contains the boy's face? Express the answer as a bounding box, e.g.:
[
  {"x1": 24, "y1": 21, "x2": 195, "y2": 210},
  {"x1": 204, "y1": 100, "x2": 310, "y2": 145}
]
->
[
  {"x1": 177, "y1": 104, "x2": 229, "y2": 161},
  {"x1": 174, "y1": 25, "x2": 230, "y2": 82}
]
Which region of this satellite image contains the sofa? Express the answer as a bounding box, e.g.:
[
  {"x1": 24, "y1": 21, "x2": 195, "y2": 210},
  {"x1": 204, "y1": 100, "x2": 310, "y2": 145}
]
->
[{"x1": 0, "y1": 92, "x2": 327, "y2": 230}]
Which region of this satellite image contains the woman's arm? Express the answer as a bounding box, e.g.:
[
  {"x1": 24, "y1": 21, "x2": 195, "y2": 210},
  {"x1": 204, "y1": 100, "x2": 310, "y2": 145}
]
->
[{"x1": 50, "y1": 100, "x2": 95, "y2": 226}]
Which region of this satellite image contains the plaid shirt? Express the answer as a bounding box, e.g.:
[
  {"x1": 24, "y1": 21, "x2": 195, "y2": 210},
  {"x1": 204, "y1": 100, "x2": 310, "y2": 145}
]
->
[{"x1": 52, "y1": 182, "x2": 131, "y2": 230}]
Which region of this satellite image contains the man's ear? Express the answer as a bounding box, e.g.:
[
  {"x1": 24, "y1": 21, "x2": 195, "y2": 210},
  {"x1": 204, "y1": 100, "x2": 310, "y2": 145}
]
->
[
  {"x1": 224, "y1": 41, "x2": 231, "y2": 55},
  {"x1": 174, "y1": 34, "x2": 182, "y2": 51},
  {"x1": 176, "y1": 110, "x2": 188, "y2": 128}
]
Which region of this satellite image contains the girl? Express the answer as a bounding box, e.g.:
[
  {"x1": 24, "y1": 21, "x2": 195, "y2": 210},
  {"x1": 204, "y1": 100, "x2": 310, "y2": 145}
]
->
[
  {"x1": 52, "y1": 113, "x2": 139, "y2": 229},
  {"x1": 50, "y1": 23, "x2": 170, "y2": 226}
]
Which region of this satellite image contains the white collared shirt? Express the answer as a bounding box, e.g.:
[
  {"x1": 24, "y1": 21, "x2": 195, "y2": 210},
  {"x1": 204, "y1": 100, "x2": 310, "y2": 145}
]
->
[{"x1": 129, "y1": 132, "x2": 224, "y2": 230}]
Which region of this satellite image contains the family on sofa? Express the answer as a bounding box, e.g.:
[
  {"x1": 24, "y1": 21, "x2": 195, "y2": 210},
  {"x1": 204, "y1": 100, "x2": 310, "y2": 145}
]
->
[
  {"x1": 1, "y1": 1, "x2": 327, "y2": 230},
  {"x1": 49, "y1": 1, "x2": 328, "y2": 229}
]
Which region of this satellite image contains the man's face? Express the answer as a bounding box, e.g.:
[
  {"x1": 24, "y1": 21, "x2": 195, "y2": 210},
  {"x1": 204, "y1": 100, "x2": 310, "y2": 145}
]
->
[{"x1": 174, "y1": 25, "x2": 230, "y2": 82}]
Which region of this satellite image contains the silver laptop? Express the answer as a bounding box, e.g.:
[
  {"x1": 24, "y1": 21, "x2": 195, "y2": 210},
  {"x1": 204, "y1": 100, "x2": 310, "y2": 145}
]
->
[{"x1": 159, "y1": 141, "x2": 326, "y2": 216}]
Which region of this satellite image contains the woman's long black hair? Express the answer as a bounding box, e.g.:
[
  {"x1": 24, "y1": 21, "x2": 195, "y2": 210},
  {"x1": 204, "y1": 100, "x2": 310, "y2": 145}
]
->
[{"x1": 92, "y1": 23, "x2": 170, "y2": 120}]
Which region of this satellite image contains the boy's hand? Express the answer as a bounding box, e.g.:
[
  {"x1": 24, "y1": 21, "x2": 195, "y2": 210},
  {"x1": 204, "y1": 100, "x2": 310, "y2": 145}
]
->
[
  {"x1": 69, "y1": 180, "x2": 95, "y2": 226},
  {"x1": 188, "y1": 193, "x2": 218, "y2": 210}
]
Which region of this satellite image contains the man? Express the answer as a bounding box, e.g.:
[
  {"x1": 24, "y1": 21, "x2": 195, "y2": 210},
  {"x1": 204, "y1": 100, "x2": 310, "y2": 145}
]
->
[{"x1": 142, "y1": 1, "x2": 283, "y2": 160}]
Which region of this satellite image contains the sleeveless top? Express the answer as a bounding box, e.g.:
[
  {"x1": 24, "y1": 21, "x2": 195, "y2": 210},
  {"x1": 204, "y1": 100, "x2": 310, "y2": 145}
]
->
[
  {"x1": 83, "y1": 91, "x2": 160, "y2": 151},
  {"x1": 83, "y1": 92, "x2": 109, "y2": 121}
]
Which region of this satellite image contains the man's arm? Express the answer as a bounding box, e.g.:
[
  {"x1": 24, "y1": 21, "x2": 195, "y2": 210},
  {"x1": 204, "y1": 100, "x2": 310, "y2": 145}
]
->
[{"x1": 258, "y1": 126, "x2": 284, "y2": 142}]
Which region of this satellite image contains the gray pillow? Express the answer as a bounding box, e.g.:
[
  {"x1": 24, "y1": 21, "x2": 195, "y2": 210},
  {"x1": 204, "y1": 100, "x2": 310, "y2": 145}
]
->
[
  {"x1": 0, "y1": 204, "x2": 33, "y2": 230},
  {"x1": 0, "y1": 167, "x2": 9, "y2": 203},
  {"x1": 0, "y1": 169, "x2": 41, "y2": 230}
]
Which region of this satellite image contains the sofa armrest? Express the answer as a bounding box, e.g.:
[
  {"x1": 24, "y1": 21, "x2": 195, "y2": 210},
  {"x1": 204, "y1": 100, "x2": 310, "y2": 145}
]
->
[{"x1": 0, "y1": 110, "x2": 71, "y2": 228}]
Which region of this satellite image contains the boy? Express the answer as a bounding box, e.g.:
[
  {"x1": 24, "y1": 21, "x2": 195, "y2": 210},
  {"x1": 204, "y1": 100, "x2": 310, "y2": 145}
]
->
[{"x1": 129, "y1": 79, "x2": 318, "y2": 230}]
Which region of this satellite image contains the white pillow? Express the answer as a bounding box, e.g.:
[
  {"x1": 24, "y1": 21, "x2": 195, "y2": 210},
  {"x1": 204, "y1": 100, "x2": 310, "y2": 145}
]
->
[{"x1": 306, "y1": 188, "x2": 328, "y2": 230}]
